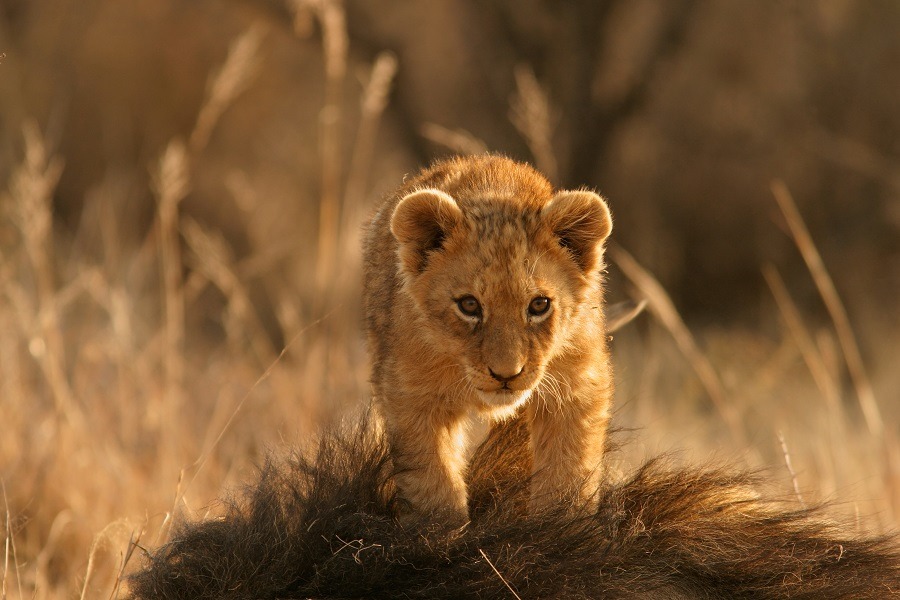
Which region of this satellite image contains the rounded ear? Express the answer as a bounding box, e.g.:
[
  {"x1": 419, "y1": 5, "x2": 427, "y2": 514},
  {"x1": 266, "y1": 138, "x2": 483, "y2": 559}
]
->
[
  {"x1": 542, "y1": 190, "x2": 612, "y2": 272},
  {"x1": 390, "y1": 188, "x2": 463, "y2": 273}
]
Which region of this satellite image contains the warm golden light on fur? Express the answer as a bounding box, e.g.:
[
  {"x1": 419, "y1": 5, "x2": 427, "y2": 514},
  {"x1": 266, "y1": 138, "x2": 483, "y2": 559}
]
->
[{"x1": 363, "y1": 154, "x2": 614, "y2": 523}]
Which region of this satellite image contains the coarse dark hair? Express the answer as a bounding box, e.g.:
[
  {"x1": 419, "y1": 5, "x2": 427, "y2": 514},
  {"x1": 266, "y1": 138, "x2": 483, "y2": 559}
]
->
[{"x1": 128, "y1": 414, "x2": 900, "y2": 599}]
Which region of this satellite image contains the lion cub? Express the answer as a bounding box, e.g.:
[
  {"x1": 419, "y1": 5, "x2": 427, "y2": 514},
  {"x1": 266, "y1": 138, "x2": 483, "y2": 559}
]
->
[{"x1": 363, "y1": 155, "x2": 614, "y2": 523}]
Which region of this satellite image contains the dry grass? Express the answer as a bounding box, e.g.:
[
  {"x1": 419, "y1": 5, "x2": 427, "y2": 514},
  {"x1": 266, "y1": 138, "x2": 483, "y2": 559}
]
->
[
  {"x1": 608, "y1": 243, "x2": 744, "y2": 445},
  {"x1": 509, "y1": 64, "x2": 559, "y2": 184},
  {"x1": 0, "y1": 12, "x2": 897, "y2": 600},
  {"x1": 771, "y1": 179, "x2": 883, "y2": 437},
  {"x1": 419, "y1": 123, "x2": 489, "y2": 156}
]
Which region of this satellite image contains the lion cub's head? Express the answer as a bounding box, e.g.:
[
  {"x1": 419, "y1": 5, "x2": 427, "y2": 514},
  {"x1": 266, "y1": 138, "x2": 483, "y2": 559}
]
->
[{"x1": 389, "y1": 158, "x2": 612, "y2": 414}]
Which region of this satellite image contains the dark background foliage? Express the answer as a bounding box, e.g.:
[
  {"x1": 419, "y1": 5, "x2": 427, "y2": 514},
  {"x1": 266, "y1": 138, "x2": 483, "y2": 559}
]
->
[{"x1": 3, "y1": 0, "x2": 898, "y2": 324}]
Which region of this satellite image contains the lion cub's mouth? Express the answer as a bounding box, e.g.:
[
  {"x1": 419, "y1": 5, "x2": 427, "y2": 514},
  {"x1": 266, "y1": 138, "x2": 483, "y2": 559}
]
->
[{"x1": 474, "y1": 388, "x2": 533, "y2": 411}]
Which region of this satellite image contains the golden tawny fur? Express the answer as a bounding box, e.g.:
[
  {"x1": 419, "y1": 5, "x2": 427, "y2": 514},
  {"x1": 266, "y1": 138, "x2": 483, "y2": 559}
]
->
[{"x1": 363, "y1": 155, "x2": 614, "y2": 523}]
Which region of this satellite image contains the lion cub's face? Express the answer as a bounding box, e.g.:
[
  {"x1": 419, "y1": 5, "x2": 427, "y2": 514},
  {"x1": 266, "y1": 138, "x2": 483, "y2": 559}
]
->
[{"x1": 390, "y1": 186, "x2": 612, "y2": 414}]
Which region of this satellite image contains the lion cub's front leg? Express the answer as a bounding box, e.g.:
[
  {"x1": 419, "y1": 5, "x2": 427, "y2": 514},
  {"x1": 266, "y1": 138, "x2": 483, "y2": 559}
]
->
[
  {"x1": 383, "y1": 401, "x2": 469, "y2": 525},
  {"x1": 528, "y1": 375, "x2": 611, "y2": 512}
]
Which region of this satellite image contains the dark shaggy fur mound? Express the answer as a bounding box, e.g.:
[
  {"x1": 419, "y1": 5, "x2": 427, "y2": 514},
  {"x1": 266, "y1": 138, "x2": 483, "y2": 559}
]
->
[{"x1": 128, "y1": 417, "x2": 900, "y2": 599}]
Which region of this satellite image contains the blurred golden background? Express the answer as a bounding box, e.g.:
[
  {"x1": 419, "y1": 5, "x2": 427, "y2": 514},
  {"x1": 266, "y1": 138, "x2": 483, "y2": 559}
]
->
[{"x1": 1, "y1": 0, "x2": 898, "y2": 596}]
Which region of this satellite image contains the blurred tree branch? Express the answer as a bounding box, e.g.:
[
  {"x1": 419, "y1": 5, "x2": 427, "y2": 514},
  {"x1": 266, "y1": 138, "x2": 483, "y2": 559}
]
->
[
  {"x1": 568, "y1": 0, "x2": 698, "y2": 187},
  {"x1": 472, "y1": 0, "x2": 698, "y2": 186}
]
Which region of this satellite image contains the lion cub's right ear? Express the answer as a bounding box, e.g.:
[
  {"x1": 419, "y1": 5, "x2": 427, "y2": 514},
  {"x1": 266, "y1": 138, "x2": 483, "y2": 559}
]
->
[{"x1": 390, "y1": 188, "x2": 463, "y2": 274}]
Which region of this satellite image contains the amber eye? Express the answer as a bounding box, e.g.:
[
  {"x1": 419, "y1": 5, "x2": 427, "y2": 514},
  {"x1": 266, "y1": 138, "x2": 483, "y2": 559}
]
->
[
  {"x1": 528, "y1": 296, "x2": 551, "y2": 316},
  {"x1": 456, "y1": 296, "x2": 482, "y2": 318}
]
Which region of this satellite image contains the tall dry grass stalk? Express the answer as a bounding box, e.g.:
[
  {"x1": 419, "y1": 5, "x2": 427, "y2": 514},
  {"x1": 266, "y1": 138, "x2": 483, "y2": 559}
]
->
[
  {"x1": 333, "y1": 50, "x2": 399, "y2": 307},
  {"x1": 78, "y1": 520, "x2": 132, "y2": 600},
  {"x1": 510, "y1": 64, "x2": 559, "y2": 183},
  {"x1": 608, "y1": 243, "x2": 745, "y2": 445},
  {"x1": 770, "y1": 180, "x2": 883, "y2": 437},
  {"x1": 343, "y1": 51, "x2": 398, "y2": 211},
  {"x1": 3, "y1": 483, "x2": 22, "y2": 600},
  {"x1": 776, "y1": 431, "x2": 806, "y2": 507},
  {"x1": 291, "y1": 0, "x2": 350, "y2": 301},
  {"x1": 762, "y1": 264, "x2": 843, "y2": 415},
  {"x1": 107, "y1": 529, "x2": 141, "y2": 600},
  {"x1": 420, "y1": 123, "x2": 489, "y2": 155},
  {"x1": 152, "y1": 140, "x2": 190, "y2": 411},
  {"x1": 190, "y1": 24, "x2": 266, "y2": 153},
  {"x1": 289, "y1": 0, "x2": 399, "y2": 319},
  {"x1": 478, "y1": 548, "x2": 523, "y2": 600},
  {"x1": 3, "y1": 122, "x2": 84, "y2": 431}
]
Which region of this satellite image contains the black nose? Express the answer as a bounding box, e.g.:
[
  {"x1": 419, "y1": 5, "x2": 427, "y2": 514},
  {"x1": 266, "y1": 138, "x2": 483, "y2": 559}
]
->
[{"x1": 488, "y1": 367, "x2": 525, "y2": 383}]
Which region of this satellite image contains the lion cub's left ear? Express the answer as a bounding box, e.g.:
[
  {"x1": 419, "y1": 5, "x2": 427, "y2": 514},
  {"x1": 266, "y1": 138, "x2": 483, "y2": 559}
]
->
[{"x1": 542, "y1": 190, "x2": 612, "y2": 272}]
